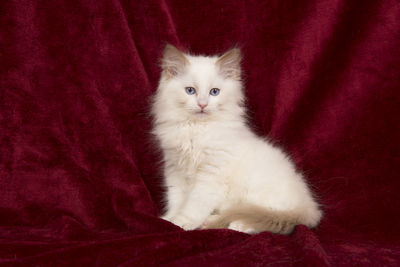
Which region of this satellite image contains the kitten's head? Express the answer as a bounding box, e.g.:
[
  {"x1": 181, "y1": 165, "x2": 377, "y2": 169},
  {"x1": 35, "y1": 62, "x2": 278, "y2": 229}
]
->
[{"x1": 153, "y1": 44, "x2": 245, "y2": 122}]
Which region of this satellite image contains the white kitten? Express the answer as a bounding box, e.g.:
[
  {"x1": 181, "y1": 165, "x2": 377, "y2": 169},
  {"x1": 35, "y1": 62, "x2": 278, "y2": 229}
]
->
[{"x1": 151, "y1": 44, "x2": 322, "y2": 234}]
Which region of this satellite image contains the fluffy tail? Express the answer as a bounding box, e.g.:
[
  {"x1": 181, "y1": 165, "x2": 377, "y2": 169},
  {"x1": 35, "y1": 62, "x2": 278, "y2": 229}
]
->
[{"x1": 203, "y1": 204, "x2": 321, "y2": 234}]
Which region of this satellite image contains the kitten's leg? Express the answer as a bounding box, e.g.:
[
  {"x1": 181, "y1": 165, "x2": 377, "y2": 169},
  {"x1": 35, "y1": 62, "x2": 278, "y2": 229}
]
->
[
  {"x1": 228, "y1": 221, "x2": 256, "y2": 234},
  {"x1": 171, "y1": 175, "x2": 224, "y2": 230},
  {"x1": 162, "y1": 186, "x2": 185, "y2": 221},
  {"x1": 161, "y1": 170, "x2": 187, "y2": 221},
  {"x1": 201, "y1": 213, "x2": 221, "y2": 229}
]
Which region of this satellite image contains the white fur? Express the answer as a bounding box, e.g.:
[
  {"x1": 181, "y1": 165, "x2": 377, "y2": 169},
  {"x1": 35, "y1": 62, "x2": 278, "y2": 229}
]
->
[{"x1": 152, "y1": 46, "x2": 322, "y2": 233}]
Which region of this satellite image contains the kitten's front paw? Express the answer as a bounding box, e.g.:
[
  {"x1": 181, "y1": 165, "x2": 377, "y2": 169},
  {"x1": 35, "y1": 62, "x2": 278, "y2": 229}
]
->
[
  {"x1": 201, "y1": 214, "x2": 221, "y2": 229},
  {"x1": 161, "y1": 214, "x2": 173, "y2": 222},
  {"x1": 228, "y1": 220, "x2": 256, "y2": 234},
  {"x1": 171, "y1": 215, "x2": 200, "y2": 230}
]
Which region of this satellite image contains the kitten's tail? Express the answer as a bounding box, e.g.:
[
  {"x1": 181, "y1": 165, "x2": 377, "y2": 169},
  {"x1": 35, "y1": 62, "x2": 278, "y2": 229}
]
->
[{"x1": 203, "y1": 204, "x2": 322, "y2": 234}]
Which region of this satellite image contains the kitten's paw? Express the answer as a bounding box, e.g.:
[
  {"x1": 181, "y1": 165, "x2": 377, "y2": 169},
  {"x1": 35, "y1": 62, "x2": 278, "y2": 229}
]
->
[
  {"x1": 200, "y1": 214, "x2": 221, "y2": 229},
  {"x1": 172, "y1": 215, "x2": 200, "y2": 230},
  {"x1": 228, "y1": 220, "x2": 256, "y2": 234},
  {"x1": 161, "y1": 214, "x2": 173, "y2": 222}
]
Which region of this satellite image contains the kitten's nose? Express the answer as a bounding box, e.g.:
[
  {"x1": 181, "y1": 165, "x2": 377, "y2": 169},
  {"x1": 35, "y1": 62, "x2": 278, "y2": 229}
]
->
[{"x1": 198, "y1": 103, "x2": 208, "y2": 110}]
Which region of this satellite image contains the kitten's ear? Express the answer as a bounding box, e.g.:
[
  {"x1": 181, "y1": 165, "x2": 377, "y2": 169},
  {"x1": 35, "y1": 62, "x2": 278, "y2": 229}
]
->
[
  {"x1": 161, "y1": 44, "x2": 189, "y2": 78},
  {"x1": 216, "y1": 48, "x2": 242, "y2": 80}
]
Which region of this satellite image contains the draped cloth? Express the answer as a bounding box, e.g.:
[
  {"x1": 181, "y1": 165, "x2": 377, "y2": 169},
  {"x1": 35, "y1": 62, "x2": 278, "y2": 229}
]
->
[{"x1": 1, "y1": 0, "x2": 400, "y2": 265}]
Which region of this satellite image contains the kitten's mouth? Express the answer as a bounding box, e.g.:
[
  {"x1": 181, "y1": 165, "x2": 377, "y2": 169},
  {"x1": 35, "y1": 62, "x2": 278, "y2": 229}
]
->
[{"x1": 196, "y1": 110, "x2": 208, "y2": 115}]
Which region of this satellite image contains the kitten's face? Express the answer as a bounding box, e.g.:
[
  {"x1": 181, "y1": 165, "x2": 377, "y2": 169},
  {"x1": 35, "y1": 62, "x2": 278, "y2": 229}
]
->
[
  {"x1": 167, "y1": 57, "x2": 239, "y2": 117},
  {"x1": 157, "y1": 45, "x2": 243, "y2": 121}
]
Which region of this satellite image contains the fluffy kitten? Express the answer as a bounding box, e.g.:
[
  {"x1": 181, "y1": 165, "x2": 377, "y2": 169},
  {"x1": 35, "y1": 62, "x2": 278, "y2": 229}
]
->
[{"x1": 151, "y1": 44, "x2": 322, "y2": 234}]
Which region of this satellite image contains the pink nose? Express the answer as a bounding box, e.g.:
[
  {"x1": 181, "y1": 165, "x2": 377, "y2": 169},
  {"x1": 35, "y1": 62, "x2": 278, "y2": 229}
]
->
[{"x1": 198, "y1": 103, "x2": 207, "y2": 109}]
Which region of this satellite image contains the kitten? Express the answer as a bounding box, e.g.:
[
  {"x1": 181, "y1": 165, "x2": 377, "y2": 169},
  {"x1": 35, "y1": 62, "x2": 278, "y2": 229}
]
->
[{"x1": 151, "y1": 44, "x2": 322, "y2": 234}]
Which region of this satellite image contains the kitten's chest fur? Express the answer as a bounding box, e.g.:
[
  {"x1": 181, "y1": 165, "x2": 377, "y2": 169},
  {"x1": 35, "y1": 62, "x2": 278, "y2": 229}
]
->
[
  {"x1": 160, "y1": 121, "x2": 234, "y2": 175},
  {"x1": 165, "y1": 122, "x2": 209, "y2": 168}
]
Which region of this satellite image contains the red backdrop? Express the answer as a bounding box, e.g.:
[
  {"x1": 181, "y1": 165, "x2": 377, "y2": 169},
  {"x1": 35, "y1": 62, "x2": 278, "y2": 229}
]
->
[{"x1": 1, "y1": 0, "x2": 400, "y2": 265}]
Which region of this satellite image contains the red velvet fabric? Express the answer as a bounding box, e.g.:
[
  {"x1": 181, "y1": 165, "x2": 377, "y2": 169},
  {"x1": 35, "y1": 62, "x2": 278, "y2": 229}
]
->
[{"x1": 1, "y1": 0, "x2": 400, "y2": 265}]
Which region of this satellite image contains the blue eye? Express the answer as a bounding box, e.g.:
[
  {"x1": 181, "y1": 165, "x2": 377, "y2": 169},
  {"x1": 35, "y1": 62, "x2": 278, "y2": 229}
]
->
[
  {"x1": 210, "y1": 88, "x2": 220, "y2": 96},
  {"x1": 185, "y1": 87, "x2": 196, "y2": 95}
]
